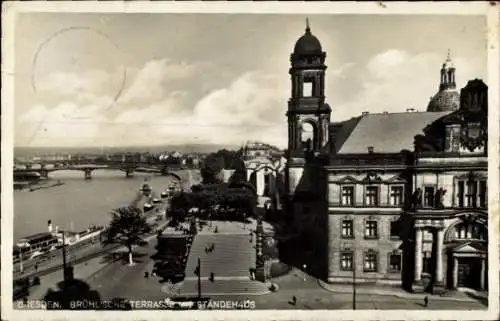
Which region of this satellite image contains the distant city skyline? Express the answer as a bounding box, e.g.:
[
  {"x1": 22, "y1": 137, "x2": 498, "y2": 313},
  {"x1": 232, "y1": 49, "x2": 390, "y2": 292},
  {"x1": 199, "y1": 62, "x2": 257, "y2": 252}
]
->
[{"x1": 14, "y1": 14, "x2": 487, "y2": 148}]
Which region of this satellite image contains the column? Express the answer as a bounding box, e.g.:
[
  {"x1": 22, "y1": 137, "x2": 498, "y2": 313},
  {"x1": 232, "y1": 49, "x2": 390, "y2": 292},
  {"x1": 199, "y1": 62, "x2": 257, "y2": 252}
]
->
[
  {"x1": 452, "y1": 256, "x2": 458, "y2": 289},
  {"x1": 435, "y1": 228, "x2": 444, "y2": 284},
  {"x1": 256, "y1": 171, "x2": 265, "y2": 196},
  {"x1": 480, "y1": 258, "x2": 486, "y2": 290},
  {"x1": 414, "y1": 228, "x2": 423, "y2": 282}
]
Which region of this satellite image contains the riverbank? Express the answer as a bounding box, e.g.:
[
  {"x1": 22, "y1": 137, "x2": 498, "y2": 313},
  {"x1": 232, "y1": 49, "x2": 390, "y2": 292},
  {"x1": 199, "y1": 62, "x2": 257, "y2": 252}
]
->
[
  {"x1": 13, "y1": 179, "x2": 172, "y2": 282},
  {"x1": 14, "y1": 178, "x2": 64, "y2": 192}
]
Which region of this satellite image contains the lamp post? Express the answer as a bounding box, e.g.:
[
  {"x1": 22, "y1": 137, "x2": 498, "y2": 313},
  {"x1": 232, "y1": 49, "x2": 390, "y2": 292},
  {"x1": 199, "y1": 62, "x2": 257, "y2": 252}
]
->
[
  {"x1": 197, "y1": 258, "x2": 201, "y2": 300},
  {"x1": 352, "y1": 253, "x2": 356, "y2": 310},
  {"x1": 62, "y1": 230, "x2": 68, "y2": 281},
  {"x1": 342, "y1": 241, "x2": 356, "y2": 310}
]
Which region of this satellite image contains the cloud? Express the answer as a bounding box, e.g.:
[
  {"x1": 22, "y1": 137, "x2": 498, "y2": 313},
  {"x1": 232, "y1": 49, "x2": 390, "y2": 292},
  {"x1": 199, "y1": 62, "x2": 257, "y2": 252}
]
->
[
  {"x1": 17, "y1": 102, "x2": 107, "y2": 146},
  {"x1": 106, "y1": 71, "x2": 289, "y2": 147},
  {"x1": 330, "y1": 62, "x2": 357, "y2": 79},
  {"x1": 330, "y1": 49, "x2": 485, "y2": 122},
  {"x1": 36, "y1": 68, "x2": 124, "y2": 99},
  {"x1": 118, "y1": 59, "x2": 211, "y2": 105},
  {"x1": 17, "y1": 61, "x2": 289, "y2": 148},
  {"x1": 17, "y1": 50, "x2": 485, "y2": 148}
]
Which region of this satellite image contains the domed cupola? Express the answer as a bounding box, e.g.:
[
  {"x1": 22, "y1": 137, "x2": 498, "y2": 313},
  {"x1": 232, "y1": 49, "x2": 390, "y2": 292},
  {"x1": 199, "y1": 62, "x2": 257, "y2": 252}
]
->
[
  {"x1": 427, "y1": 50, "x2": 460, "y2": 112},
  {"x1": 293, "y1": 19, "x2": 323, "y2": 56}
]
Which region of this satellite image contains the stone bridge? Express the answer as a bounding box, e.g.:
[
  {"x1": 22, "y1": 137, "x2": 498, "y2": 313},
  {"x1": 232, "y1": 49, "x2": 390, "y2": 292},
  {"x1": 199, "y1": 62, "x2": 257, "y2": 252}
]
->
[{"x1": 13, "y1": 163, "x2": 188, "y2": 181}]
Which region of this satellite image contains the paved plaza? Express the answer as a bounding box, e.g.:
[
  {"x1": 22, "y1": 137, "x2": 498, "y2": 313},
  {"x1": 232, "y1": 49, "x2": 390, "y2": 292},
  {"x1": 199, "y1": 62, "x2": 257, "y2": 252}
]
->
[{"x1": 14, "y1": 220, "x2": 489, "y2": 310}]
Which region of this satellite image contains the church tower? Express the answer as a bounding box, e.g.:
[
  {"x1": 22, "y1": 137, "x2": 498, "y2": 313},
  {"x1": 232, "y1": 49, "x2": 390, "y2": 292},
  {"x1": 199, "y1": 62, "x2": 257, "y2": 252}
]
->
[
  {"x1": 287, "y1": 19, "x2": 331, "y2": 155},
  {"x1": 286, "y1": 20, "x2": 331, "y2": 196},
  {"x1": 427, "y1": 50, "x2": 460, "y2": 112}
]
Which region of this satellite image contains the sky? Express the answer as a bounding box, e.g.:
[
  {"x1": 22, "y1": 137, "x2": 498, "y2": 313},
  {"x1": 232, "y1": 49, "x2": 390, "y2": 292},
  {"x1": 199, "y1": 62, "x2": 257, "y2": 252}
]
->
[{"x1": 13, "y1": 13, "x2": 487, "y2": 148}]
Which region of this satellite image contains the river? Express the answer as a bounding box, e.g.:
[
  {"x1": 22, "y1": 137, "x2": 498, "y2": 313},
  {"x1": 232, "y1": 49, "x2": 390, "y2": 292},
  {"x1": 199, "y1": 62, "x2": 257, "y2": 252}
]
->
[{"x1": 13, "y1": 170, "x2": 179, "y2": 241}]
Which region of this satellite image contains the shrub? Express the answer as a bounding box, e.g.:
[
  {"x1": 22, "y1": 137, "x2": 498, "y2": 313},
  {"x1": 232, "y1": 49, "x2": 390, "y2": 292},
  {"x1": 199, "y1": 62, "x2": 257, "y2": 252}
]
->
[{"x1": 270, "y1": 262, "x2": 292, "y2": 278}]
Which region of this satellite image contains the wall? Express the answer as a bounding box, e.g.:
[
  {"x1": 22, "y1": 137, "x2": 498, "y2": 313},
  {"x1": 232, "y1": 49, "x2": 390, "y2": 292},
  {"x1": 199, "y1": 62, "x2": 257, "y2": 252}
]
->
[{"x1": 327, "y1": 212, "x2": 403, "y2": 284}]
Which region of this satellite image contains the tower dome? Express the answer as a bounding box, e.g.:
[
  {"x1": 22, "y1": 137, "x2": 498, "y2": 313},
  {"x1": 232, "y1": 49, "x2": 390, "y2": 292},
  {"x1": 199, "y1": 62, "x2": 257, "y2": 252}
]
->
[
  {"x1": 427, "y1": 91, "x2": 460, "y2": 112},
  {"x1": 427, "y1": 50, "x2": 459, "y2": 112},
  {"x1": 293, "y1": 18, "x2": 323, "y2": 56}
]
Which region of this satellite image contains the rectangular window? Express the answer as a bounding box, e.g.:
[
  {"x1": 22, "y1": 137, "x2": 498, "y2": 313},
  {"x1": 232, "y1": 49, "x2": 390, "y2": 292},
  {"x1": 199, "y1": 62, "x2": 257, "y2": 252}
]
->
[
  {"x1": 363, "y1": 251, "x2": 378, "y2": 272},
  {"x1": 390, "y1": 186, "x2": 403, "y2": 206},
  {"x1": 466, "y1": 181, "x2": 477, "y2": 208},
  {"x1": 388, "y1": 253, "x2": 402, "y2": 272},
  {"x1": 390, "y1": 221, "x2": 399, "y2": 239},
  {"x1": 479, "y1": 180, "x2": 487, "y2": 208},
  {"x1": 365, "y1": 186, "x2": 379, "y2": 206},
  {"x1": 423, "y1": 186, "x2": 435, "y2": 208},
  {"x1": 341, "y1": 220, "x2": 354, "y2": 238},
  {"x1": 340, "y1": 252, "x2": 353, "y2": 271},
  {"x1": 457, "y1": 180, "x2": 465, "y2": 207},
  {"x1": 364, "y1": 220, "x2": 378, "y2": 239},
  {"x1": 302, "y1": 81, "x2": 313, "y2": 97},
  {"x1": 341, "y1": 186, "x2": 354, "y2": 206}
]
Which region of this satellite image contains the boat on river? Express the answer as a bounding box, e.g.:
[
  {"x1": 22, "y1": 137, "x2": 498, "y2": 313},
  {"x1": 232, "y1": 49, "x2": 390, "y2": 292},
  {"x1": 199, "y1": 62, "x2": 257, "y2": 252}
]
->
[
  {"x1": 13, "y1": 224, "x2": 105, "y2": 264},
  {"x1": 13, "y1": 232, "x2": 60, "y2": 262},
  {"x1": 144, "y1": 203, "x2": 154, "y2": 212},
  {"x1": 140, "y1": 179, "x2": 152, "y2": 194}
]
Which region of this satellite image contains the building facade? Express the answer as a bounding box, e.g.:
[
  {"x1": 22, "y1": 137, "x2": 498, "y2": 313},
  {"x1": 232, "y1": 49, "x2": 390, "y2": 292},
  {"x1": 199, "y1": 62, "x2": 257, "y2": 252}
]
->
[
  {"x1": 243, "y1": 141, "x2": 286, "y2": 208},
  {"x1": 284, "y1": 23, "x2": 488, "y2": 292}
]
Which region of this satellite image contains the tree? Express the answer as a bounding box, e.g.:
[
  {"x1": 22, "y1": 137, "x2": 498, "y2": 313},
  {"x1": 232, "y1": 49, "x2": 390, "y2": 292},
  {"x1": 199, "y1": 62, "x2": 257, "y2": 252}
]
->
[
  {"x1": 200, "y1": 154, "x2": 224, "y2": 184},
  {"x1": 102, "y1": 206, "x2": 151, "y2": 265}
]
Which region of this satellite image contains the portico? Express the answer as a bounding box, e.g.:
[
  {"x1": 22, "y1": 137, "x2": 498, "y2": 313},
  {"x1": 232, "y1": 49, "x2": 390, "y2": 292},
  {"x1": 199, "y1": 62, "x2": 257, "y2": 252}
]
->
[
  {"x1": 412, "y1": 213, "x2": 488, "y2": 292},
  {"x1": 449, "y1": 242, "x2": 487, "y2": 290},
  {"x1": 413, "y1": 218, "x2": 446, "y2": 292}
]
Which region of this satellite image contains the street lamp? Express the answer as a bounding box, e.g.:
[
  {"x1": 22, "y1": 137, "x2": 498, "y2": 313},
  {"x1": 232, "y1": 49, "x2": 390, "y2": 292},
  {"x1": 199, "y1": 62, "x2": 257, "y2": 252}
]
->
[
  {"x1": 352, "y1": 252, "x2": 356, "y2": 310},
  {"x1": 341, "y1": 241, "x2": 356, "y2": 310}
]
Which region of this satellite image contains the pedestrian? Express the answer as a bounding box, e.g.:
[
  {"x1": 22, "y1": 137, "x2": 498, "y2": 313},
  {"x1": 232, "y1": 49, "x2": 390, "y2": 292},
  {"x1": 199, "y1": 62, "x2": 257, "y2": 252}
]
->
[
  {"x1": 34, "y1": 263, "x2": 38, "y2": 272},
  {"x1": 424, "y1": 296, "x2": 428, "y2": 308},
  {"x1": 292, "y1": 296, "x2": 297, "y2": 306},
  {"x1": 209, "y1": 272, "x2": 215, "y2": 282},
  {"x1": 144, "y1": 271, "x2": 149, "y2": 278}
]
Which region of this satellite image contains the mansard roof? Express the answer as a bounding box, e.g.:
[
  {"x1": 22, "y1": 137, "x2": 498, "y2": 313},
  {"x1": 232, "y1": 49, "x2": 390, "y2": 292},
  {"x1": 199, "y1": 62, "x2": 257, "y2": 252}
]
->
[{"x1": 332, "y1": 111, "x2": 449, "y2": 154}]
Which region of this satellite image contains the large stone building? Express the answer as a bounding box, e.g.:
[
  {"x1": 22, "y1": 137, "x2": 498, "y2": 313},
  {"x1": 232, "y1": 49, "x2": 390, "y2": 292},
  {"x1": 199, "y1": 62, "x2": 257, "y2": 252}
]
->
[
  {"x1": 243, "y1": 141, "x2": 286, "y2": 208},
  {"x1": 284, "y1": 22, "x2": 488, "y2": 293}
]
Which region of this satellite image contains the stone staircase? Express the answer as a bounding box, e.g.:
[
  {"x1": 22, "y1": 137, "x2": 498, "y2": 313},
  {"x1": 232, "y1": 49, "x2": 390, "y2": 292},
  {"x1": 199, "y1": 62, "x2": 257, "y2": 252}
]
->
[
  {"x1": 185, "y1": 234, "x2": 256, "y2": 278},
  {"x1": 176, "y1": 279, "x2": 269, "y2": 296}
]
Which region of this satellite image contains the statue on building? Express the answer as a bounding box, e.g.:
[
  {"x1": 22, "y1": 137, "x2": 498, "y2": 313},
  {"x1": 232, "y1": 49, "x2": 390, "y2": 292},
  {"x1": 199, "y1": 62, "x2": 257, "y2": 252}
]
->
[
  {"x1": 434, "y1": 188, "x2": 447, "y2": 209},
  {"x1": 411, "y1": 188, "x2": 422, "y2": 209}
]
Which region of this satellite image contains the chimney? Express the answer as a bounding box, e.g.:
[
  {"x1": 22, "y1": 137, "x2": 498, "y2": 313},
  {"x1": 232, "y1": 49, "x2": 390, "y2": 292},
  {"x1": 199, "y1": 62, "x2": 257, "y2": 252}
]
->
[
  {"x1": 48, "y1": 220, "x2": 53, "y2": 233},
  {"x1": 383, "y1": 111, "x2": 388, "y2": 115},
  {"x1": 367, "y1": 146, "x2": 374, "y2": 154},
  {"x1": 361, "y1": 111, "x2": 369, "y2": 116}
]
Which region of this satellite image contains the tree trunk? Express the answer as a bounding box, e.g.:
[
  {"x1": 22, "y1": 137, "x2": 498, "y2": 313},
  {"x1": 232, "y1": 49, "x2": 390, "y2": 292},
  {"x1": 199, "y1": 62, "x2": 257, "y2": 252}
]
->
[{"x1": 128, "y1": 245, "x2": 134, "y2": 266}]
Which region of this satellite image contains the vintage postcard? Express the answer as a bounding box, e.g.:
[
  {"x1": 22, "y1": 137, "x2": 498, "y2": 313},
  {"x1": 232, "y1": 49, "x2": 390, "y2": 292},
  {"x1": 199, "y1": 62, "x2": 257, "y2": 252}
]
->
[{"x1": 2, "y1": 1, "x2": 499, "y2": 321}]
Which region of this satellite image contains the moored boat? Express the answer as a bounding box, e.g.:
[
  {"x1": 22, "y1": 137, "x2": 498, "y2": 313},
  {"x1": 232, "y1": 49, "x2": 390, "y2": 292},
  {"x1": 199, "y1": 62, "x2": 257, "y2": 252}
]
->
[
  {"x1": 144, "y1": 203, "x2": 154, "y2": 212},
  {"x1": 140, "y1": 178, "x2": 152, "y2": 194}
]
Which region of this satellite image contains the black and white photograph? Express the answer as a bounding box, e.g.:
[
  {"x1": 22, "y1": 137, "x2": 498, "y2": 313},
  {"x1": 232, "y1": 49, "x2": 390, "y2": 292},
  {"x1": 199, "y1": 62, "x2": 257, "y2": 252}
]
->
[{"x1": 2, "y1": 2, "x2": 499, "y2": 321}]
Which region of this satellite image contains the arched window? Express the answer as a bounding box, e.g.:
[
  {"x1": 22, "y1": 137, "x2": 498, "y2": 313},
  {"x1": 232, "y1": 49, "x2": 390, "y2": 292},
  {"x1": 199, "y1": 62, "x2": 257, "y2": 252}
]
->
[
  {"x1": 453, "y1": 222, "x2": 487, "y2": 241},
  {"x1": 300, "y1": 122, "x2": 315, "y2": 151}
]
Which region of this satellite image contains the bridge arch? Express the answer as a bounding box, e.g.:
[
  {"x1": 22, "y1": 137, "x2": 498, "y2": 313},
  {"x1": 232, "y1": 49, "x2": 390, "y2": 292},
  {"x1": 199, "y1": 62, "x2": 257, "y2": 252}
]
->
[{"x1": 162, "y1": 171, "x2": 182, "y2": 181}]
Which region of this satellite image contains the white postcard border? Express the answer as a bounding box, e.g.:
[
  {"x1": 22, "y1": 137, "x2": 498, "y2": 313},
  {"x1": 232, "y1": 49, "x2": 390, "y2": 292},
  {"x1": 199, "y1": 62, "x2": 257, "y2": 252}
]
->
[{"x1": 1, "y1": 2, "x2": 499, "y2": 321}]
